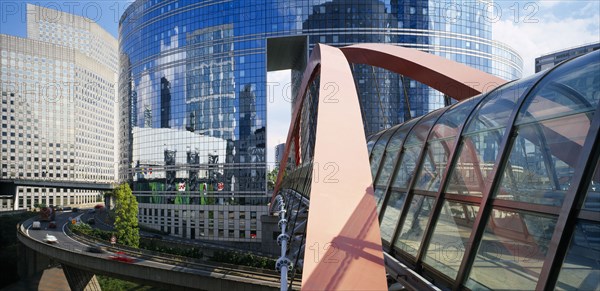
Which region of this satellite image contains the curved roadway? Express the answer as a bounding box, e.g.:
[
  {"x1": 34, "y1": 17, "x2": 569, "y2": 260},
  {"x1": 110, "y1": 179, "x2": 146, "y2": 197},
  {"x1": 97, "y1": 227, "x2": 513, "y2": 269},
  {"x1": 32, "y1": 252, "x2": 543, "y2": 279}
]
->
[{"x1": 19, "y1": 211, "x2": 288, "y2": 291}]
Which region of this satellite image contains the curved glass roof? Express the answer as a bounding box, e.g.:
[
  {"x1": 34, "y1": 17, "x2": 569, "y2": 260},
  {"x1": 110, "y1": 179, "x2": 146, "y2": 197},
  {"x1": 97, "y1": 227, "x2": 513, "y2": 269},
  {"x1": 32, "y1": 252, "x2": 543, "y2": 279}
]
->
[{"x1": 369, "y1": 50, "x2": 600, "y2": 291}]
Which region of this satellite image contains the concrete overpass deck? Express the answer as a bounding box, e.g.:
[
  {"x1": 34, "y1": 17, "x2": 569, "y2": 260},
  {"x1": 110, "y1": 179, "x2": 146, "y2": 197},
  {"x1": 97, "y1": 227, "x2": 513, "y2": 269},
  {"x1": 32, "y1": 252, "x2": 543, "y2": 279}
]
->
[{"x1": 18, "y1": 212, "x2": 292, "y2": 290}]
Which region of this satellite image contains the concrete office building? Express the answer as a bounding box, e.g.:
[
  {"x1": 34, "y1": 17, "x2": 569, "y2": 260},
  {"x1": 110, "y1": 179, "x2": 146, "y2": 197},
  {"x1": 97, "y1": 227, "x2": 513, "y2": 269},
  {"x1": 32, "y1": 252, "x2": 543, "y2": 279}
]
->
[
  {"x1": 118, "y1": 0, "x2": 522, "y2": 242},
  {"x1": 535, "y1": 42, "x2": 600, "y2": 73},
  {"x1": 0, "y1": 4, "x2": 117, "y2": 210}
]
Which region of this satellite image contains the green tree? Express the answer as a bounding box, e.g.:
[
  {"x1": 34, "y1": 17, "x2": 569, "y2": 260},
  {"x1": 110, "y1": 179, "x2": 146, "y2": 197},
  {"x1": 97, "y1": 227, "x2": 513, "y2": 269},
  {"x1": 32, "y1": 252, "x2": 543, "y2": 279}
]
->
[
  {"x1": 103, "y1": 190, "x2": 114, "y2": 210},
  {"x1": 114, "y1": 183, "x2": 140, "y2": 248},
  {"x1": 267, "y1": 166, "x2": 279, "y2": 190}
]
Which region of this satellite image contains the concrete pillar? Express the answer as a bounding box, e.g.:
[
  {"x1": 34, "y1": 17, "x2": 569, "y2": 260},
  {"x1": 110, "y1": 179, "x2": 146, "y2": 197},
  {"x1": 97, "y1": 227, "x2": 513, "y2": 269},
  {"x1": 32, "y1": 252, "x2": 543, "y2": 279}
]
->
[
  {"x1": 260, "y1": 214, "x2": 280, "y2": 256},
  {"x1": 18, "y1": 241, "x2": 53, "y2": 279},
  {"x1": 62, "y1": 265, "x2": 102, "y2": 291}
]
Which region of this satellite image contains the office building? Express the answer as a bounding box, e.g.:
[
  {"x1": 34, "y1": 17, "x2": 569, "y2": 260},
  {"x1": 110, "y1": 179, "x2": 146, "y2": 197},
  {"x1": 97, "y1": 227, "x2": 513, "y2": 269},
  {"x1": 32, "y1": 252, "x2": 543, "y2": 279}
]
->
[
  {"x1": 118, "y1": 0, "x2": 522, "y2": 242},
  {"x1": 274, "y1": 143, "x2": 285, "y2": 168},
  {"x1": 535, "y1": 42, "x2": 600, "y2": 72},
  {"x1": 0, "y1": 4, "x2": 117, "y2": 210}
]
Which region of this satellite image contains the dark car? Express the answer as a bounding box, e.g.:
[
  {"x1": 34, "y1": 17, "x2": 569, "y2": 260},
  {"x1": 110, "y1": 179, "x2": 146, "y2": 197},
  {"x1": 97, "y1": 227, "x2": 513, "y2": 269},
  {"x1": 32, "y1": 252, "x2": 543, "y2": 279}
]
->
[
  {"x1": 87, "y1": 218, "x2": 95, "y2": 225},
  {"x1": 48, "y1": 221, "x2": 57, "y2": 228},
  {"x1": 72, "y1": 208, "x2": 79, "y2": 213},
  {"x1": 86, "y1": 244, "x2": 106, "y2": 254}
]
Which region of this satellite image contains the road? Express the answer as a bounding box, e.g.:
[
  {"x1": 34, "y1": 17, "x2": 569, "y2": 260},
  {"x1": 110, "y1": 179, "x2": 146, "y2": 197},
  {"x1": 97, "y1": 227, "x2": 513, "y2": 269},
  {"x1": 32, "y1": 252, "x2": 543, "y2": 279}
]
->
[
  {"x1": 20, "y1": 210, "x2": 296, "y2": 290},
  {"x1": 27, "y1": 211, "x2": 92, "y2": 255}
]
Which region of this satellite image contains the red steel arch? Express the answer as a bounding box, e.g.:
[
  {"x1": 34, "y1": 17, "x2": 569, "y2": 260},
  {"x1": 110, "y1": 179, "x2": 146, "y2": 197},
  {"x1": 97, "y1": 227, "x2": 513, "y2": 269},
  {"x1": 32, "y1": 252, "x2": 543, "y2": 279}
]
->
[
  {"x1": 271, "y1": 43, "x2": 508, "y2": 290},
  {"x1": 341, "y1": 43, "x2": 507, "y2": 100}
]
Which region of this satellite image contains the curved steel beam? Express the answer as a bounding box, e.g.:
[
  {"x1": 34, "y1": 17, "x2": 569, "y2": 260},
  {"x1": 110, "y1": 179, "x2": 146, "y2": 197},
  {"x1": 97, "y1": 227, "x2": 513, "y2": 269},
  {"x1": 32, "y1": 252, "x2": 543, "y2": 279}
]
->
[
  {"x1": 270, "y1": 43, "x2": 514, "y2": 290},
  {"x1": 272, "y1": 43, "x2": 387, "y2": 290},
  {"x1": 302, "y1": 44, "x2": 386, "y2": 290},
  {"x1": 340, "y1": 43, "x2": 508, "y2": 100}
]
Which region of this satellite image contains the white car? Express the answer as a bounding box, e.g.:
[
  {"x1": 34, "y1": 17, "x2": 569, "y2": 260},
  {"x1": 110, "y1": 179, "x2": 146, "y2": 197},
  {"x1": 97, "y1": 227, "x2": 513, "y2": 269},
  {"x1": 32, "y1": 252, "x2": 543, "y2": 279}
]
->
[{"x1": 43, "y1": 234, "x2": 58, "y2": 244}]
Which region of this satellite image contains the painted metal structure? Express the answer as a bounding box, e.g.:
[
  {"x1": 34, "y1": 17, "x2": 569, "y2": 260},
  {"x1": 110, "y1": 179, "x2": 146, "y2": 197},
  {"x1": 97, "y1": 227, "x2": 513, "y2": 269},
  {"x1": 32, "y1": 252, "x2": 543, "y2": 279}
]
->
[
  {"x1": 271, "y1": 43, "x2": 511, "y2": 290},
  {"x1": 367, "y1": 50, "x2": 600, "y2": 290}
]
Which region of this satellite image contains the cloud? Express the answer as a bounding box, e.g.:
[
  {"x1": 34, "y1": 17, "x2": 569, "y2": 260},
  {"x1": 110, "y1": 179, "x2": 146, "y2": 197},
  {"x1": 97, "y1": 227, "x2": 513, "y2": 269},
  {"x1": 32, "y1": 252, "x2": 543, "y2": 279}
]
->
[{"x1": 493, "y1": 13, "x2": 600, "y2": 76}]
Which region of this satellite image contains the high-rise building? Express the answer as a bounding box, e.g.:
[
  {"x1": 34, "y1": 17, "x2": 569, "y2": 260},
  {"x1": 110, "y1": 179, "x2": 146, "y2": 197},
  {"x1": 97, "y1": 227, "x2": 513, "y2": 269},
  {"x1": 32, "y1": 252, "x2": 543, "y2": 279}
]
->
[
  {"x1": 119, "y1": 0, "x2": 522, "y2": 242},
  {"x1": 274, "y1": 143, "x2": 285, "y2": 167},
  {"x1": 0, "y1": 4, "x2": 117, "y2": 210},
  {"x1": 535, "y1": 42, "x2": 600, "y2": 73}
]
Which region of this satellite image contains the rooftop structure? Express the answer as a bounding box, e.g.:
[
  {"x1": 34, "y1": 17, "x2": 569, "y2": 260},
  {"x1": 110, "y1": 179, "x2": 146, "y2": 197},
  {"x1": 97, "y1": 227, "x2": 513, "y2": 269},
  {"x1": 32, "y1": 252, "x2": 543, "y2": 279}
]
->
[{"x1": 535, "y1": 42, "x2": 600, "y2": 72}]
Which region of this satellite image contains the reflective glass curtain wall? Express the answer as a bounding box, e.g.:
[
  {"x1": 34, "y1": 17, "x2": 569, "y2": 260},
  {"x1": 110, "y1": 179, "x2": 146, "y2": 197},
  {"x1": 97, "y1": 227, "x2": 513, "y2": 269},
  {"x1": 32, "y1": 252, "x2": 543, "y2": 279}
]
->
[{"x1": 119, "y1": 0, "x2": 522, "y2": 241}]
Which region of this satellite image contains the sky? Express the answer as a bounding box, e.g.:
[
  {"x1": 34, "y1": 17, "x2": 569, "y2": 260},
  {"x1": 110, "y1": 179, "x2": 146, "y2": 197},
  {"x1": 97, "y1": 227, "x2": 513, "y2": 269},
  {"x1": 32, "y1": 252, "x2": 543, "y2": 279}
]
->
[{"x1": 1, "y1": 0, "x2": 598, "y2": 166}]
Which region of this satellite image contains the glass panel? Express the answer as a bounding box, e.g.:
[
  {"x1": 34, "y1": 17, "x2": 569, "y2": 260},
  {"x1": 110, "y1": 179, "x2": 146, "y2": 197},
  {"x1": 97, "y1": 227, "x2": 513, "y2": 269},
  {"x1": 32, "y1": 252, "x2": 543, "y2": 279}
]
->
[
  {"x1": 424, "y1": 201, "x2": 479, "y2": 280},
  {"x1": 373, "y1": 120, "x2": 419, "y2": 211},
  {"x1": 391, "y1": 144, "x2": 421, "y2": 190},
  {"x1": 390, "y1": 112, "x2": 442, "y2": 190},
  {"x1": 375, "y1": 118, "x2": 419, "y2": 188},
  {"x1": 584, "y1": 157, "x2": 600, "y2": 211},
  {"x1": 517, "y1": 50, "x2": 600, "y2": 125},
  {"x1": 374, "y1": 187, "x2": 387, "y2": 212},
  {"x1": 375, "y1": 153, "x2": 398, "y2": 188},
  {"x1": 446, "y1": 128, "x2": 504, "y2": 196},
  {"x1": 466, "y1": 209, "x2": 557, "y2": 290},
  {"x1": 405, "y1": 109, "x2": 444, "y2": 146},
  {"x1": 464, "y1": 74, "x2": 540, "y2": 134},
  {"x1": 414, "y1": 139, "x2": 451, "y2": 192},
  {"x1": 414, "y1": 97, "x2": 482, "y2": 193},
  {"x1": 393, "y1": 195, "x2": 435, "y2": 256},
  {"x1": 380, "y1": 190, "x2": 407, "y2": 243},
  {"x1": 431, "y1": 96, "x2": 482, "y2": 140},
  {"x1": 367, "y1": 132, "x2": 383, "y2": 156},
  {"x1": 556, "y1": 220, "x2": 600, "y2": 291},
  {"x1": 497, "y1": 112, "x2": 591, "y2": 206},
  {"x1": 370, "y1": 125, "x2": 398, "y2": 179},
  {"x1": 445, "y1": 76, "x2": 541, "y2": 197}
]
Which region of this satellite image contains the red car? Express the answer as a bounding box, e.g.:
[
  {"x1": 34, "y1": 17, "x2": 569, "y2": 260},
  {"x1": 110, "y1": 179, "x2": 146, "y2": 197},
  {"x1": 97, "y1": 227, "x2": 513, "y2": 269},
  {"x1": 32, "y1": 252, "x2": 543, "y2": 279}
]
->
[
  {"x1": 108, "y1": 251, "x2": 135, "y2": 263},
  {"x1": 94, "y1": 204, "x2": 104, "y2": 209},
  {"x1": 48, "y1": 221, "x2": 57, "y2": 229}
]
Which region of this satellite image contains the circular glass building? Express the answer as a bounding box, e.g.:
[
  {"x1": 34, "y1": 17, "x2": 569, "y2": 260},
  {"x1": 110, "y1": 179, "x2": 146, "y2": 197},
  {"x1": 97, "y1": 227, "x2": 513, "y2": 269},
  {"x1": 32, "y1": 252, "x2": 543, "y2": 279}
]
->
[{"x1": 118, "y1": 0, "x2": 522, "y2": 241}]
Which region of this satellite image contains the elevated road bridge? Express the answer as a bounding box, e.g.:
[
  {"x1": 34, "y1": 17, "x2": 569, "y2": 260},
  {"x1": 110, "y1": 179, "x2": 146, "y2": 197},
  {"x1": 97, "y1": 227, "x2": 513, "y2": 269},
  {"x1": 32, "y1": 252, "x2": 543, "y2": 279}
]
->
[{"x1": 18, "y1": 211, "x2": 293, "y2": 291}]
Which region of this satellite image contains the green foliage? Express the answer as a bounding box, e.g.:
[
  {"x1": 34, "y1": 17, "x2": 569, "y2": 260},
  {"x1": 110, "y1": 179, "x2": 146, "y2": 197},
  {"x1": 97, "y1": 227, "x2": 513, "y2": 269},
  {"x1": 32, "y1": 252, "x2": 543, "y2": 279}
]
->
[
  {"x1": 113, "y1": 183, "x2": 140, "y2": 248},
  {"x1": 33, "y1": 203, "x2": 46, "y2": 209},
  {"x1": 139, "y1": 240, "x2": 204, "y2": 259},
  {"x1": 71, "y1": 223, "x2": 113, "y2": 241},
  {"x1": 96, "y1": 275, "x2": 166, "y2": 291},
  {"x1": 267, "y1": 167, "x2": 279, "y2": 190},
  {"x1": 210, "y1": 250, "x2": 276, "y2": 269}
]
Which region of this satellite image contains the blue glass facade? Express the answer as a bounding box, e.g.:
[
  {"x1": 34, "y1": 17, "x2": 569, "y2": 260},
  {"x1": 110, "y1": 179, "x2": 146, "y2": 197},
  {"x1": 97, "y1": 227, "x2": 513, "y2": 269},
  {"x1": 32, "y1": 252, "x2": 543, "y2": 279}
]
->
[{"x1": 119, "y1": 0, "x2": 522, "y2": 241}]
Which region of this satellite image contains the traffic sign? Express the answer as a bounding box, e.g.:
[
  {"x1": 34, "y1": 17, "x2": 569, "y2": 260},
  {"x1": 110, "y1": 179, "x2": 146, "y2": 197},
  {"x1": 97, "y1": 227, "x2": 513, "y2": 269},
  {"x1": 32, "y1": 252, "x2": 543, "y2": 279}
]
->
[{"x1": 110, "y1": 235, "x2": 116, "y2": 245}]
